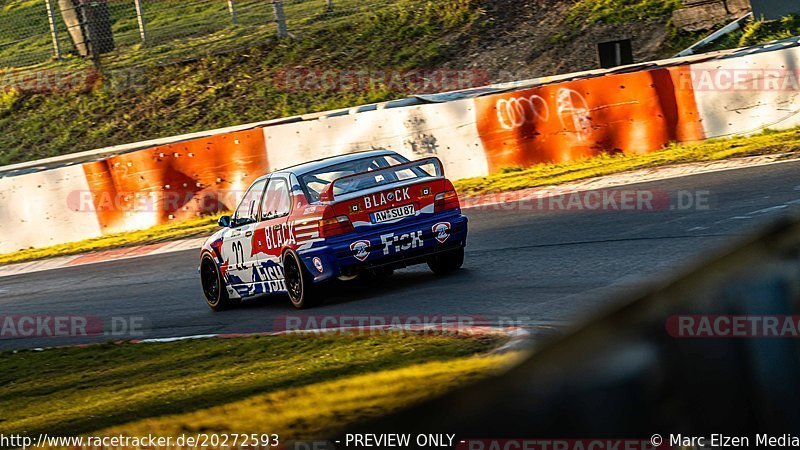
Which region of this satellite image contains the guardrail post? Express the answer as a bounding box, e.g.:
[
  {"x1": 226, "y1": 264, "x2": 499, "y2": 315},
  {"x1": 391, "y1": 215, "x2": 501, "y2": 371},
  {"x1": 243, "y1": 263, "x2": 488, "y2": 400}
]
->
[
  {"x1": 44, "y1": 0, "x2": 62, "y2": 59},
  {"x1": 272, "y1": 0, "x2": 288, "y2": 39},
  {"x1": 133, "y1": 0, "x2": 147, "y2": 43},
  {"x1": 227, "y1": 0, "x2": 238, "y2": 24}
]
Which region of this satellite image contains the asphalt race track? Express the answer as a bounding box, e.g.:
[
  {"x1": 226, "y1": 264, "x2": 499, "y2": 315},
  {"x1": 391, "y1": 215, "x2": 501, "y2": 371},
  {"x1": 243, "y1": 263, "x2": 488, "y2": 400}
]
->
[{"x1": 2, "y1": 160, "x2": 800, "y2": 349}]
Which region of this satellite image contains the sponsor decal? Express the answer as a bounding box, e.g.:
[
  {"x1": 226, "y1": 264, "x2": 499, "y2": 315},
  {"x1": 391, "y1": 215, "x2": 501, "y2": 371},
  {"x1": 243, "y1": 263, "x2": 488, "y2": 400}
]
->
[
  {"x1": 350, "y1": 240, "x2": 370, "y2": 261},
  {"x1": 363, "y1": 187, "x2": 410, "y2": 209},
  {"x1": 251, "y1": 223, "x2": 295, "y2": 256},
  {"x1": 380, "y1": 230, "x2": 424, "y2": 255},
  {"x1": 252, "y1": 262, "x2": 286, "y2": 293},
  {"x1": 432, "y1": 222, "x2": 451, "y2": 243},
  {"x1": 313, "y1": 257, "x2": 324, "y2": 273}
]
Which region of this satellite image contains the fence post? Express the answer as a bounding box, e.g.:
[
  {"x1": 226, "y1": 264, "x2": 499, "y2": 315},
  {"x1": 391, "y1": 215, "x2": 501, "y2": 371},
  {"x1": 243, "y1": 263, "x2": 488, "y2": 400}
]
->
[
  {"x1": 133, "y1": 0, "x2": 147, "y2": 43},
  {"x1": 326, "y1": 0, "x2": 333, "y2": 12},
  {"x1": 272, "y1": 0, "x2": 288, "y2": 39},
  {"x1": 44, "y1": 0, "x2": 62, "y2": 59},
  {"x1": 228, "y1": 0, "x2": 238, "y2": 24}
]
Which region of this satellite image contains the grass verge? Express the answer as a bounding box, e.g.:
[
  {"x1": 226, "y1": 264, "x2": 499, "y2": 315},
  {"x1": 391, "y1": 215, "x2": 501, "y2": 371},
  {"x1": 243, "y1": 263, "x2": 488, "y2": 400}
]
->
[{"x1": 0, "y1": 333, "x2": 513, "y2": 441}]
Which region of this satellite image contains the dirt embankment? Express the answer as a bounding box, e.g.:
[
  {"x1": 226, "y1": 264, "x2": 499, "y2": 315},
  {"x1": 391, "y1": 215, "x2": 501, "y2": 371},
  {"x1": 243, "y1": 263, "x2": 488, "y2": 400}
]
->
[{"x1": 444, "y1": 0, "x2": 674, "y2": 82}]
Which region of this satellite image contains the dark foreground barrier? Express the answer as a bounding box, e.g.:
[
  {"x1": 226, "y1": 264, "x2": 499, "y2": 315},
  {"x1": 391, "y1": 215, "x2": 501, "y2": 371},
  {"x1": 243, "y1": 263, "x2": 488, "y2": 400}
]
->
[{"x1": 335, "y1": 215, "x2": 800, "y2": 445}]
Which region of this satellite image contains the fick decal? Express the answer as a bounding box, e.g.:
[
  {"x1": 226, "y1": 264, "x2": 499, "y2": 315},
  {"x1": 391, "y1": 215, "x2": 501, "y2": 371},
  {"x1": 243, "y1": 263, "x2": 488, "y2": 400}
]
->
[
  {"x1": 350, "y1": 240, "x2": 371, "y2": 261},
  {"x1": 432, "y1": 222, "x2": 451, "y2": 243},
  {"x1": 381, "y1": 230, "x2": 424, "y2": 255}
]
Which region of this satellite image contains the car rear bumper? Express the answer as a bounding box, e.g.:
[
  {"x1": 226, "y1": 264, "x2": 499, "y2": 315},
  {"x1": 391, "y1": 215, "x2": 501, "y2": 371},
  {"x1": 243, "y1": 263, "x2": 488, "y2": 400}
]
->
[{"x1": 298, "y1": 210, "x2": 468, "y2": 282}]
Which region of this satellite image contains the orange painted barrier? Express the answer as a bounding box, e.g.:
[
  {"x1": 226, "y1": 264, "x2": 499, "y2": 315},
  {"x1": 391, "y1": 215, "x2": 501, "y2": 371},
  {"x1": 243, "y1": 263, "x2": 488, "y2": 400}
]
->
[
  {"x1": 474, "y1": 66, "x2": 705, "y2": 172},
  {"x1": 82, "y1": 128, "x2": 268, "y2": 233}
]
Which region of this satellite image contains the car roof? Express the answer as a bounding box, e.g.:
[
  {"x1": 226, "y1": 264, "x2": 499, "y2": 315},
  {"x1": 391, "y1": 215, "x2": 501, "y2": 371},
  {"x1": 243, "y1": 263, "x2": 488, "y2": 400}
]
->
[{"x1": 273, "y1": 149, "x2": 400, "y2": 176}]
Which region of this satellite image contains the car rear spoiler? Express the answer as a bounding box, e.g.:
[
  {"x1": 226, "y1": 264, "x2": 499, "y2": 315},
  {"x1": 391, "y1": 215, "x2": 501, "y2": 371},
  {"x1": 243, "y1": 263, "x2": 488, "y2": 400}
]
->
[{"x1": 319, "y1": 157, "x2": 444, "y2": 202}]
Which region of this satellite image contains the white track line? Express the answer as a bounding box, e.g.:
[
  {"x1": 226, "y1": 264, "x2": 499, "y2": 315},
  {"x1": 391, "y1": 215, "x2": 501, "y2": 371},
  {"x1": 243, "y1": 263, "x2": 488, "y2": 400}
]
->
[{"x1": 25, "y1": 326, "x2": 532, "y2": 353}]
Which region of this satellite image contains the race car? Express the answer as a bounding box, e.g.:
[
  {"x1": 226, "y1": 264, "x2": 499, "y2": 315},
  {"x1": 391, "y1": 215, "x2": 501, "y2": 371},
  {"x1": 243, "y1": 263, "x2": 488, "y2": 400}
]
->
[{"x1": 199, "y1": 149, "x2": 468, "y2": 310}]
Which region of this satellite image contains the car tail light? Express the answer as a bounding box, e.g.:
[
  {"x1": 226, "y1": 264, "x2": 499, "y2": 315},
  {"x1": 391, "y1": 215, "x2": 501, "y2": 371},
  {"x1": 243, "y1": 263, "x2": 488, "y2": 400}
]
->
[
  {"x1": 319, "y1": 215, "x2": 355, "y2": 238},
  {"x1": 434, "y1": 190, "x2": 460, "y2": 212}
]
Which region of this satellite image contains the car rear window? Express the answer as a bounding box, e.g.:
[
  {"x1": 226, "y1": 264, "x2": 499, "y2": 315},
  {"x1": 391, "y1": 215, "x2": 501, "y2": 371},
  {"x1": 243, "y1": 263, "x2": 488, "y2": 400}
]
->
[{"x1": 299, "y1": 154, "x2": 409, "y2": 202}]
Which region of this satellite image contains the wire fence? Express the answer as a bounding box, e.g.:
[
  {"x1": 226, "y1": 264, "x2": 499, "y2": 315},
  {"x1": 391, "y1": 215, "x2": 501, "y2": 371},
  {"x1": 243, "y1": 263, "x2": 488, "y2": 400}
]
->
[{"x1": 0, "y1": 0, "x2": 398, "y2": 73}]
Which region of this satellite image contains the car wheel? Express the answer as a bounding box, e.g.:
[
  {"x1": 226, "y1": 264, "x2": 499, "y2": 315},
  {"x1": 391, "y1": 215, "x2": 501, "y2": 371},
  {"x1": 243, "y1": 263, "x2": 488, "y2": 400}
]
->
[
  {"x1": 427, "y1": 246, "x2": 464, "y2": 276},
  {"x1": 201, "y1": 255, "x2": 236, "y2": 311},
  {"x1": 283, "y1": 251, "x2": 320, "y2": 309}
]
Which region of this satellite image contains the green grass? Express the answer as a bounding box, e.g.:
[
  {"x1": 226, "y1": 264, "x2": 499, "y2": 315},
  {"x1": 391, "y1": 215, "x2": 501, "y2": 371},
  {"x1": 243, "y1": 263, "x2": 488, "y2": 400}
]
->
[
  {"x1": 739, "y1": 15, "x2": 800, "y2": 46},
  {"x1": 454, "y1": 127, "x2": 800, "y2": 195},
  {"x1": 563, "y1": 0, "x2": 681, "y2": 29},
  {"x1": 102, "y1": 353, "x2": 514, "y2": 442},
  {"x1": 553, "y1": 0, "x2": 682, "y2": 47},
  {"x1": 0, "y1": 0, "x2": 481, "y2": 165},
  {"x1": 0, "y1": 333, "x2": 510, "y2": 440},
  {"x1": 0, "y1": 0, "x2": 409, "y2": 70}
]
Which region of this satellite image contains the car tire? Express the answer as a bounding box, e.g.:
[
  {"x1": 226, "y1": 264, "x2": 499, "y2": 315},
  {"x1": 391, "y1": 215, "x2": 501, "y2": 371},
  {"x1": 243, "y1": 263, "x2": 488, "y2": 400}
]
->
[
  {"x1": 427, "y1": 246, "x2": 465, "y2": 276},
  {"x1": 283, "y1": 250, "x2": 320, "y2": 309},
  {"x1": 201, "y1": 255, "x2": 236, "y2": 311}
]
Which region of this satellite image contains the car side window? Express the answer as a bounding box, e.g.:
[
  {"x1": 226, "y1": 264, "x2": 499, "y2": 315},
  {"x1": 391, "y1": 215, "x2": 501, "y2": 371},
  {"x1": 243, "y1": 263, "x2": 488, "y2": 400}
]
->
[
  {"x1": 233, "y1": 178, "x2": 267, "y2": 227},
  {"x1": 261, "y1": 178, "x2": 291, "y2": 220}
]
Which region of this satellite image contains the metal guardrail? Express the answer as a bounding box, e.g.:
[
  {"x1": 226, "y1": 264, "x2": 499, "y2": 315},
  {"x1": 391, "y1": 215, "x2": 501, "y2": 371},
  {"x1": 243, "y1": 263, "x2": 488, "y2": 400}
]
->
[
  {"x1": 336, "y1": 214, "x2": 800, "y2": 440},
  {"x1": 675, "y1": 12, "x2": 754, "y2": 57}
]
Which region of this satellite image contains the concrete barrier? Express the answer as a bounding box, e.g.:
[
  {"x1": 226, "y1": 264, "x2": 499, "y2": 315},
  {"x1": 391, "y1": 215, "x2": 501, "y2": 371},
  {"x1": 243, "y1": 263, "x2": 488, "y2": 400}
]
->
[
  {"x1": 0, "y1": 165, "x2": 101, "y2": 254},
  {"x1": 2, "y1": 37, "x2": 800, "y2": 254},
  {"x1": 691, "y1": 44, "x2": 800, "y2": 138},
  {"x1": 81, "y1": 128, "x2": 268, "y2": 235},
  {"x1": 264, "y1": 98, "x2": 490, "y2": 180}
]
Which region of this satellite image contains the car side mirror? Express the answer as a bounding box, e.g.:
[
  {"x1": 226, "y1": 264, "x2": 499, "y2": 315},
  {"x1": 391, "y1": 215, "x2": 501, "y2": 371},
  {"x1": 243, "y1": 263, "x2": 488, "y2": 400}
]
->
[{"x1": 218, "y1": 215, "x2": 232, "y2": 228}]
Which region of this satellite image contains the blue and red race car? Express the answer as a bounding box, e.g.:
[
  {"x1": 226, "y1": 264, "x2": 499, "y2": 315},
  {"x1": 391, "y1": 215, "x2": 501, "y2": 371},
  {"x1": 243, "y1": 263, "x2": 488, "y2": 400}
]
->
[{"x1": 199, "y1": 150, "x2": 468, "y2": 310}]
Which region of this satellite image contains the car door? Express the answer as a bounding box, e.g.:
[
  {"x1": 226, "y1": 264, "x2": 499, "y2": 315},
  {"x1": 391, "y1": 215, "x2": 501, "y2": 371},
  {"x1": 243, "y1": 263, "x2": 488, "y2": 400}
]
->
[
  {"x1": 223, "y1": 177, "x2": 268, "y2": 293},
  {"x1": 252, "y1": 175, "x2": 293, "y2": 294}
]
